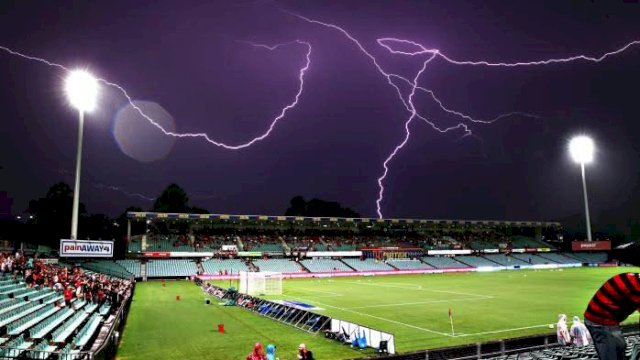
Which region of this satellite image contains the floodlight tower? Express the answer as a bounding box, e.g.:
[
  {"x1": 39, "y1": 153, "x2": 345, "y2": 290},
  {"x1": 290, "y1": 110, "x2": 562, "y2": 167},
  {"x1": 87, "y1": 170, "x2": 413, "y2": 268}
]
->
[
  {"x1": 65, "y1": 70, "x2": 99, "y2": 240},
  {"x1": 568, "y1": 135, "x2": 595, "y2": 241}
]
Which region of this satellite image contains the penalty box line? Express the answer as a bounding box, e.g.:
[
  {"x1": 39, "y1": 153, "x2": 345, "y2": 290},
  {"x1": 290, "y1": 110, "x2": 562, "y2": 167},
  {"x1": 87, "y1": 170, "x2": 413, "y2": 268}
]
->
[
  {"x1": 343, "y1": 280, "x2": 494, "y2": 299},
  {"x1": 347, "y1": 297, "x2": 491, "y2": 310},
  {"x1": 291, "y1": 295, "x2": 454, "y2": 337}
]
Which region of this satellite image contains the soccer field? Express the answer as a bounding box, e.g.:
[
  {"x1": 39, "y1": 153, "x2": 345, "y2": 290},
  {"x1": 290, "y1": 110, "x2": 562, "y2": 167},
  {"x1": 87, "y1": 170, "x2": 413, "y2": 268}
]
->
[{"x1": 117, "y1": 267, "x2": 639, "y2": 360}]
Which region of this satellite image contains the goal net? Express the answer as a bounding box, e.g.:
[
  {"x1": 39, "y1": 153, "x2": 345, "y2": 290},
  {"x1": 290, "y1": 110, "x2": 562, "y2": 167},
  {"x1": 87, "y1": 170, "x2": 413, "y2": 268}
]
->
[{"x1": 239, "y1": 271, "x2": 283, "y2": 296}]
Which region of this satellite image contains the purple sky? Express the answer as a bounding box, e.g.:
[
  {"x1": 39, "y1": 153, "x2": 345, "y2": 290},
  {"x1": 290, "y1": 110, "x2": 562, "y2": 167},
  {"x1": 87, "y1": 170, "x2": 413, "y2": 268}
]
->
[{"x1": 1, "y1": 1, "x2": 640, "y2": 229}]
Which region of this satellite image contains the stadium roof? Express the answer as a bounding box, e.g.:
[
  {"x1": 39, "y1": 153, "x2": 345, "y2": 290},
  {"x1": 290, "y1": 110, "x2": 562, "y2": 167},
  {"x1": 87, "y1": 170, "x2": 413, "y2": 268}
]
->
[{"x1": 126, "y1": 211, "x2": 561, "y2": 227}]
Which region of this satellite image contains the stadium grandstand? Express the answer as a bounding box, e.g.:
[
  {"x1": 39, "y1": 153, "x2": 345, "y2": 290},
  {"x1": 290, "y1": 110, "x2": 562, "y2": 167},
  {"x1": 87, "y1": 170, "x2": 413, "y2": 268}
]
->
[{"x1": 0, "y1": 211, "x2": 636, "y2": 360}]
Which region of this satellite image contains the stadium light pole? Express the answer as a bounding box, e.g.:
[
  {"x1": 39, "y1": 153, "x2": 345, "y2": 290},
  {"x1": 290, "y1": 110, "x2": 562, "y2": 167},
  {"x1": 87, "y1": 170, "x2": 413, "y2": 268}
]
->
[
  {"x1": 568, "y1": 135, "x2": 594, "y2": 241},
  {"x1": 65, "y1": 70, "x2": 99, "y2": 240}
]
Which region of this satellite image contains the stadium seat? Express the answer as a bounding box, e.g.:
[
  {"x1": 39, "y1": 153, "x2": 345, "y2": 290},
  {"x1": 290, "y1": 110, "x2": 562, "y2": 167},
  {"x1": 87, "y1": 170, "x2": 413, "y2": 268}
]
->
[
  {"x1": 73, "y1": 313, "x2": 103, "y2": 348},
  {"x1": 253, "y1": 259, "x2": 305, "y2": 273},
  {"x1": 342, "y1": 258, "x2": 395, "y2": 271},
  {"x1": 30, "y1": 307, "x2": 75, "y2": 339},
  {"x1": 455, "y1": 256, "x2": 499, "y2": 267},
  {"x1": 482, "y1": 254, "x2": 530, "y2": 267},
  {"x1": 51, "y1": 309, "x2": 91, "y2": 343},
  {"x1": 201, "y1": 259, "x2": 249, "y2": 274},
  {"x1": 299, "y1": 259, "x2": 353, "y2": 273},
  {"x1": 146, "y1": 259, "x2": 198, "y2": 277},
  {"x1": 421, "y1": 256, "x2": 470, "y2": 269},
  {"x1": 386, "y1": 259, "x2": 434, "y2": 270},
  {"x1": 6, "y1": 303, "x2": 60, "y2": 336}
]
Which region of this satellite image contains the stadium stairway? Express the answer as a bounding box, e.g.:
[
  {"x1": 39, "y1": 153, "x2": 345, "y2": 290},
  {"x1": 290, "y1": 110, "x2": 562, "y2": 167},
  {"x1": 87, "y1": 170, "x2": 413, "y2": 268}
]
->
[
  {"x1": 141, "y1": 235, "x2": 147, "y2": 251},
  {"x1": 340, "y1": 259, "x2": 358, "y2": 272},
  {"x1": 196, "y1": 261, "x2": 205, "y2": 274},
  {"x1": 280, "y1": 238, "x2": 290, "y2": 252},
  {"x1": 140, "y1": 261, "x2": 147, "y2": 281},
  {"x1": 236, "y1": 236, "x2": 244, "y2": 251}
]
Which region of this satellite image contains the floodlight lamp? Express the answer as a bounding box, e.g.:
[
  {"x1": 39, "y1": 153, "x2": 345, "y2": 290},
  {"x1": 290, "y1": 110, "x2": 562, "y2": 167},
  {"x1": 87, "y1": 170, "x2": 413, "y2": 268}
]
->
[
  {"x1": 65, "y1": 70, "x2": 99, "y2": 112},
  {"x1": 569, "y1": 136, "x2": 594, "y2": 164}
]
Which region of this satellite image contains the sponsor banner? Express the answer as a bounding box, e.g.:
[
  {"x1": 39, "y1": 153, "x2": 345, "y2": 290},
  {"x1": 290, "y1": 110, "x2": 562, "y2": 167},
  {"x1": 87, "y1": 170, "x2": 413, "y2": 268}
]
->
[
  {"x1": 143, "y1": 252, "x2": 171, "y2": 257},
  {"x1": 144, "y1": 252, "x2": 220, "y2": 258},
  {"x1": 237, "y1": 251, "x2": 262, "y2": 257},
  {"x1": 303, "y1": 251, "x2": 362, "y2": 257},
  {"x1": 572, "y1": 241, "x2": 611, "y2": 251},
  {"x1": 597, "y1": 263, "x2": 618, "y2": 267},
  {"x1": 482, "y1": 249, "x2": 500, "y2": 253},
  {"x1": 427, "y1": 249, "x2": 472, "y2": 255},
  {"x1": 221, "y1": 245, "x2": 238, "y2": 252},
  {"x1": 60, "y1": 240, "x2": 113, "y2": 258}
]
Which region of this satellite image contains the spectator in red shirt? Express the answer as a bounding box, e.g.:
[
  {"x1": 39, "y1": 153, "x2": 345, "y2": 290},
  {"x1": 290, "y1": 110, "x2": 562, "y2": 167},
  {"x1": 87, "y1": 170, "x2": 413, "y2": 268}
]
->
[
  {"x1": 584, "y1": 243, "x2": 640, "y2": 360},
  {"x1": 63, "y1": 287, "x2": 73, "y2": 307}
]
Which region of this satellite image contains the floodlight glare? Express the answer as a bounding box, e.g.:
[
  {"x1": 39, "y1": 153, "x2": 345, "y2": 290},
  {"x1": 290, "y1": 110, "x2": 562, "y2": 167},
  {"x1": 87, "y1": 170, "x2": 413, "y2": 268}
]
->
[
  {"x1": 65, "y1": 70, "x2": 99, "y2": 112},
  {"x1": 569, "y1": 136, "x2": 594, "y2": 164}
]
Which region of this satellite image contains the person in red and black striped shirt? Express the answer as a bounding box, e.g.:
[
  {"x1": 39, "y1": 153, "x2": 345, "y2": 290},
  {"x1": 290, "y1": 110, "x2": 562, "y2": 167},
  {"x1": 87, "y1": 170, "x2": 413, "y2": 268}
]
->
[{"x1": 584, "y1": 242, "x2": 640, "y2": 360}]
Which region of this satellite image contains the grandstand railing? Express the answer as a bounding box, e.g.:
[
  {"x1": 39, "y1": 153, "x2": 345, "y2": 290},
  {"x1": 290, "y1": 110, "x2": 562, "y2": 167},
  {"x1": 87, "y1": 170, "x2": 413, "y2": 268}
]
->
[
  {"x1": 92, "y1": 283, "x2": 134, "y2": 359},
  {"x1": 358, "y1": 324, "x2": 639, "y2": 360}
]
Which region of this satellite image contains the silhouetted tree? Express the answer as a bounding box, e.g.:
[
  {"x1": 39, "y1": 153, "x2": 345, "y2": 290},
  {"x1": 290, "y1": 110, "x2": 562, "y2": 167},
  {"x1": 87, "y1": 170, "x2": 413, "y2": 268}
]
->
[
  {"x1": 285, "y1": 196, "x2": 360, "y2": 218},
  {"x1": 27, "y1": 182, "x2": 86, "y2": 245},
  {"x1": 190, "y1": 206, "x2": 209, "y2": 214},
  {"x1": 152, "y1": 184, "x2": 190, "y2": 213}
]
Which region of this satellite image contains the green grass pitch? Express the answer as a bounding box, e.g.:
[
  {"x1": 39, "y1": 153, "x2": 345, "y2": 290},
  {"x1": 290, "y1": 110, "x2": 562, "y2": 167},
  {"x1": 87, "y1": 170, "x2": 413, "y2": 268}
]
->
[{"x1": 116, "y1": 267, "x2": 639, "y2": 360}]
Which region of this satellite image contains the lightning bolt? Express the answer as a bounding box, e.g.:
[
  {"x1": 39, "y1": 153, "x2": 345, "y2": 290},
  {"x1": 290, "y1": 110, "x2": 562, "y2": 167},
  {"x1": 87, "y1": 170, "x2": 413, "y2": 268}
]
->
[
  {"x1": 285, "y1": 11, "x2": 640, "y2": 218},
  {"x1": 99, "y1": 40, "x2": 311, "y2": 149},
  {"x1": 2, "y1": 11, "x2": 640, "y2": 219},
  {"x1": 1, "y1": 40, "x2": 311, "y2": 150},
  {"x1": 92, "y1": 183, "x2": 156, "y2": 202},
  {"x1": 53, "y1": 167, "x2": 155, "y2": 201}
]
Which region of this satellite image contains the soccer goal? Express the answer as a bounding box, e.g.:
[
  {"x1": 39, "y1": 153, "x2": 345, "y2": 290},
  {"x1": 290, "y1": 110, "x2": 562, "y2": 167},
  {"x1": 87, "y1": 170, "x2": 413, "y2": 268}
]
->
[{"x1": 239, "y1": 271, "x2": 283, "y2": 296}]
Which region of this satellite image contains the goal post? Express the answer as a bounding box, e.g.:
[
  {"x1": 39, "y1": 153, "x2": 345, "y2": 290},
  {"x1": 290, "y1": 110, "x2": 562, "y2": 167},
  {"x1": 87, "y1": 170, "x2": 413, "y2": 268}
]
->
[{"x1": 239, "y1": 271, "x2": 283, "y2": 296}]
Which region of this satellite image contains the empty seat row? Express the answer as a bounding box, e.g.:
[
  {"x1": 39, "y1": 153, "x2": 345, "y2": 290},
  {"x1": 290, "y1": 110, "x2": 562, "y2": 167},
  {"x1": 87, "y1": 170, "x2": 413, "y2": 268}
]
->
[
  {"x1": 386, "y1": 259, "x2": 434, "y2": 270},
  {"x1": 7, "y1": 303, "x2": 60, "y2": 336},
  {"x1": 73, "y1": 313, "x2": 103, "y2": 348},
  {"x1": 51, "y1": 309, "x2": 91, "y2": 343},
  {"x1": 146, "y1": 259, "x2": 198, "y2": 277},
  {"x1": 421, "y1": 256, "x2": 469, "y2": 269},
  {"x1": 0, "y1": 302, "x2": 44, "y2": 327},
  {"x1": 0, "y1": 334, "x2": 33, "y2": 358},
  {"x1": 299, "y1": 259, "x2": 352, "y2": 273},
  {"x1": 253, "y1": 259, "x2": 304, "y2": 273},
  {"x1": 342, "y1": 258, "x2": 394, "y2": 271},
  {"x1": 30, "y1": 307, "x2": 74, "y2": 339},
  {"x1": 28, "y1": 339, "x2": 58, "y2": 359},
  {"x1": 201, "y1": 259, "x2": 249, "y2": 274}
]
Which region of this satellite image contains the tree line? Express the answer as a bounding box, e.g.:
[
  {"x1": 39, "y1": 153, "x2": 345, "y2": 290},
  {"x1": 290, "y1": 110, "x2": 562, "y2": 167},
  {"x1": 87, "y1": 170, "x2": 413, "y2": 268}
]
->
[{"x1": 0, "y1": 182, "x2": 360, "y2": 254}]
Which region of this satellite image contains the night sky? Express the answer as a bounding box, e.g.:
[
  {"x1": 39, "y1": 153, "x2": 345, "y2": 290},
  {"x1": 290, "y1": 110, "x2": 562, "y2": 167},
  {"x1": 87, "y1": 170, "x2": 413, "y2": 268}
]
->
[{"x1": 1, "y1": 1, "x2": 639, "y2": 229}]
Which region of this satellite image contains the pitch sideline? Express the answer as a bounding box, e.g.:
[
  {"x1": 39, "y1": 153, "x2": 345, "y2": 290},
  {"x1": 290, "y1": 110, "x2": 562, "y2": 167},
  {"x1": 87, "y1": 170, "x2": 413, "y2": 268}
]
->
[{"x1": 290, "y1": 295, "x2": 455, "y2": 337}]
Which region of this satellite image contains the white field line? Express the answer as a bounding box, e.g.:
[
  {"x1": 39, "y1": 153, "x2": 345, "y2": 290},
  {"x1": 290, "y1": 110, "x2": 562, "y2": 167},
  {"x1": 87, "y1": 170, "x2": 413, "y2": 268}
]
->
[
  {"x1": 343, "y1": 280, "x2": 494, "y2": 299},
  {"x1": 455, "y1": 324, "x2": 552, "y2": 337},
  {"x1": 347, "y1": 297, "x2": 491, "y2": 309},
  {"x1": 291, "y1": 296, "x2": 454, "y2": 337},
  {"x1": 293, "y1": 288, "x2": 343, "y2": 297}
]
